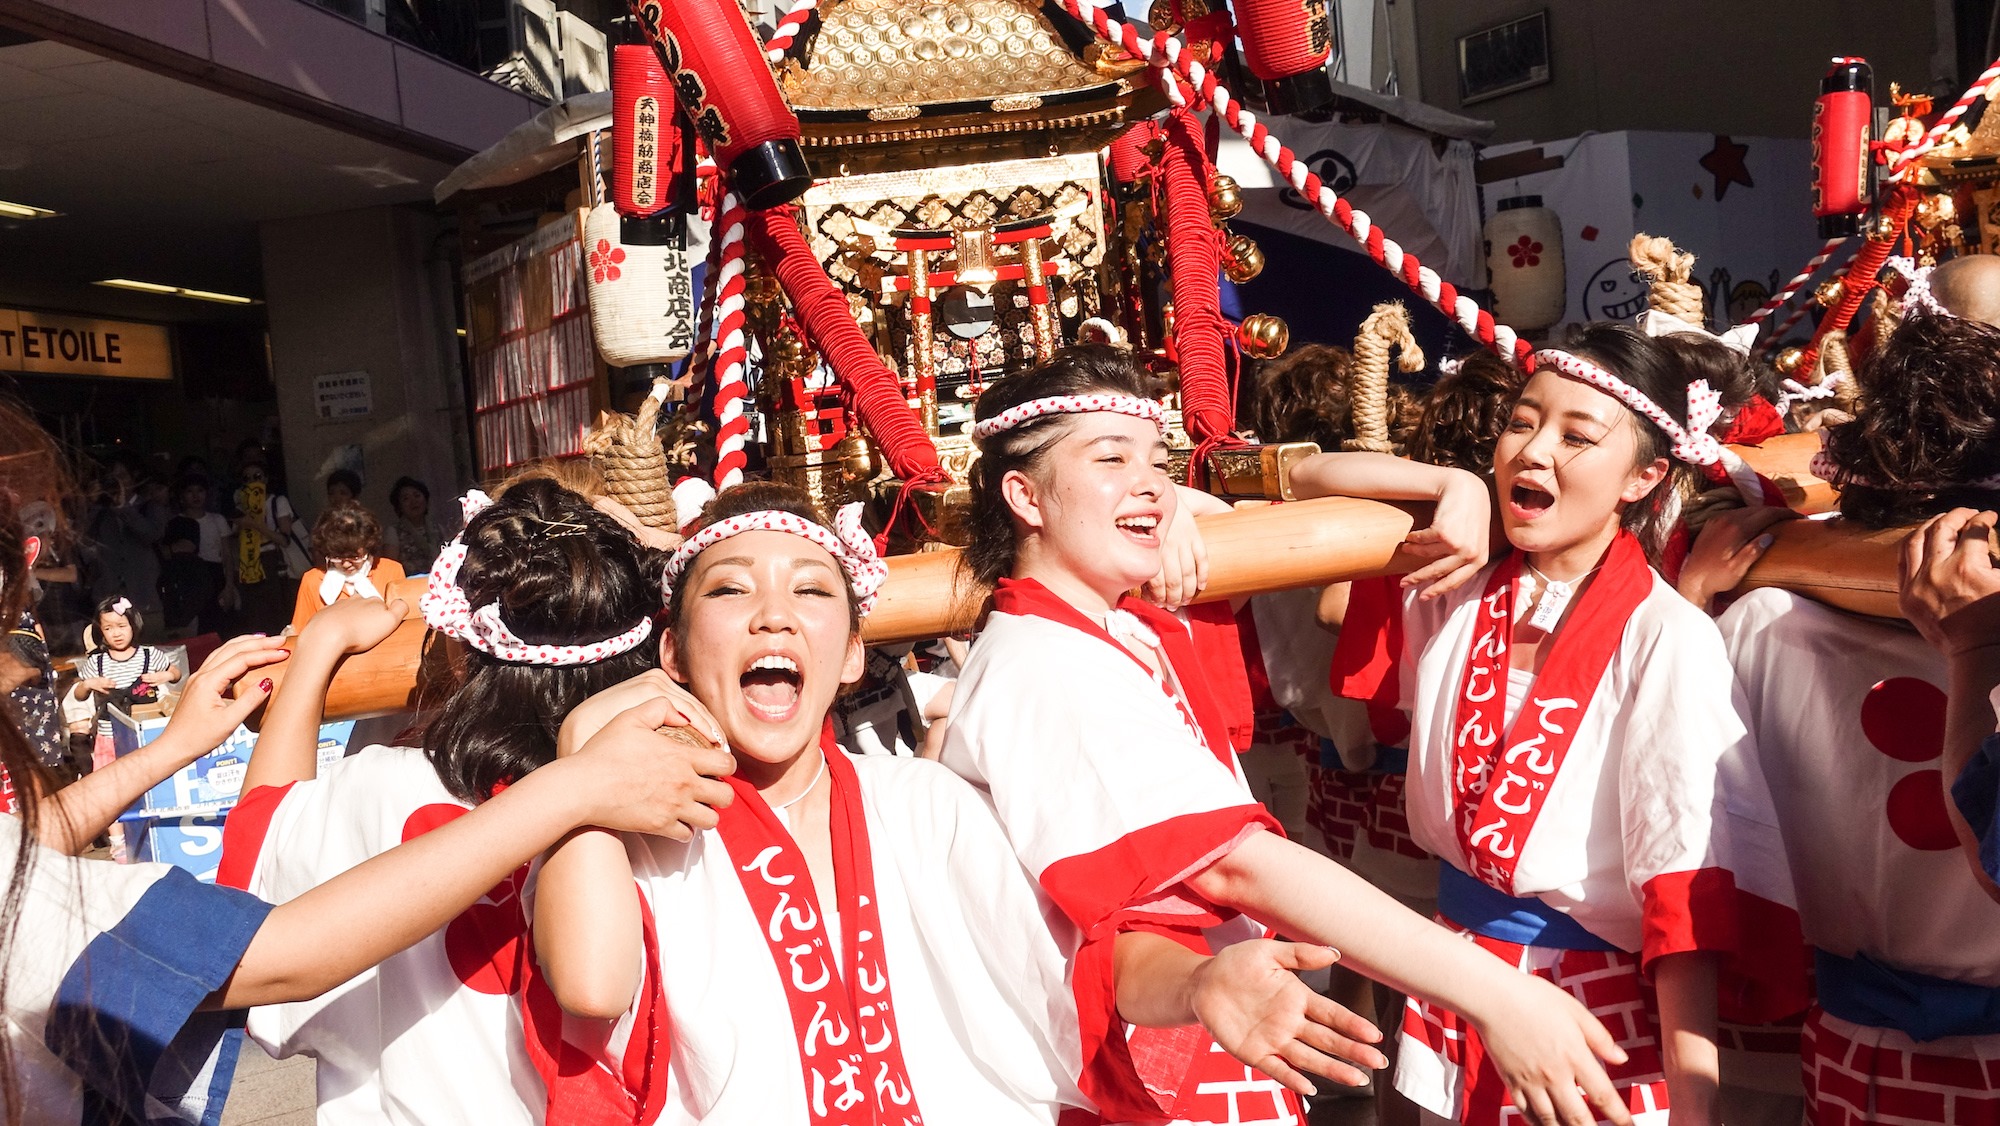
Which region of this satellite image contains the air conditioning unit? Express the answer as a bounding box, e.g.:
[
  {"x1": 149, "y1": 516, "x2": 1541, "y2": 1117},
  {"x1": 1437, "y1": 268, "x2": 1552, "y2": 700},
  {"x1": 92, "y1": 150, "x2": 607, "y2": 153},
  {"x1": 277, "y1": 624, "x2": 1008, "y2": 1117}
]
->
[
  {"x1": 558, "y1": 11, "x2": 609, "y2": 98},
  {"x1": 475, "y1": 0, "x2": 559, "y2": 102}
]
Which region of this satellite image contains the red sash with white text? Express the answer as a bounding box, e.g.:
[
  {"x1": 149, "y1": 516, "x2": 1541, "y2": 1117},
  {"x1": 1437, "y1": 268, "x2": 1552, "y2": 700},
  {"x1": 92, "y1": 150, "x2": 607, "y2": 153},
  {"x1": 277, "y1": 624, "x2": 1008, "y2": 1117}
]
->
[
  {"x1": 1450, "y1": 533, "x2": 1650, "y2": 894},
  {"x1": 714, "y1": 730, "x2": 925, "y2": 1126}
]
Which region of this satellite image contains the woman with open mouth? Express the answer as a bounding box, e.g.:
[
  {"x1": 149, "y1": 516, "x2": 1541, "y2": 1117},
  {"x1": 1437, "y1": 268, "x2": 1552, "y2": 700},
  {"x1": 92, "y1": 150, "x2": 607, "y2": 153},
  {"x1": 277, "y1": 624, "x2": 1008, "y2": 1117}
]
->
[
  {"x1": 530, "y1": 480, "x2": 1385, "y2": 1125},
  {"x1": 943, "y1": 344, "x2": 1642, "y2": 1126},
  {"x1": 1284, "y1": 323, "x2": 1808, "y2": 1126}
]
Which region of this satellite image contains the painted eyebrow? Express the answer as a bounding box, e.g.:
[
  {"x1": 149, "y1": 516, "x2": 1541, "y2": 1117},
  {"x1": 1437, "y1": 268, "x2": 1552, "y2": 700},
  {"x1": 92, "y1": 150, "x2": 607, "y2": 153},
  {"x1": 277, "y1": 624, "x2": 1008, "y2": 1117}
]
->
[
  {"x1": 700, "y1": 555, "x2": 837, "y2": 574},
  {"x1": 1513, "y1": 396, "x2": 1613, "y2": 428}
]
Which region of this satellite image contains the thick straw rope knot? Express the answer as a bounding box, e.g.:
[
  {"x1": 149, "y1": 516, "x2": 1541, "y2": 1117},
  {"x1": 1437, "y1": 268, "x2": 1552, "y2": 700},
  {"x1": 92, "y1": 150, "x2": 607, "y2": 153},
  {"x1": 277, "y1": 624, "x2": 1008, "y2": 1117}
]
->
[
  {"x1": 1532, "y1": 350, "x2": 1723, "y2": 466},
  {"x1": 971, "y1": 394, "x2": 1165, "y2": 441},
  {"x1": 662, "y1": 503, "x2": 889, "y2": 616},
  {"x1": 420, "y1": 490, "x2": 655, "y2": 666}
]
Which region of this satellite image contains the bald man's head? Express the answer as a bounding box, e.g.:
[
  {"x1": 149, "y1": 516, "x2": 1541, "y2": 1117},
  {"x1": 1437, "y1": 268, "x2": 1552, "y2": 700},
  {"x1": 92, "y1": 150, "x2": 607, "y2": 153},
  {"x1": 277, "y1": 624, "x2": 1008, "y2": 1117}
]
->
[{"x1": 1929, "y1": 255, "x2": 2000, "y2": 327}]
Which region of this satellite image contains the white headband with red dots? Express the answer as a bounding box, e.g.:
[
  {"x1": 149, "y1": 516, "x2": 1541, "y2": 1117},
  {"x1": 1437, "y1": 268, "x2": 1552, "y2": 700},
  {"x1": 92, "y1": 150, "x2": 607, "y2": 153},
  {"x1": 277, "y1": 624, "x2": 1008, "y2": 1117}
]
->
[
  {"x1": 971, "y1": 394, "x2": 1165, "y2": 442},
  {"x1": 1532, "y1": 349, "x2": 1724, "y2": 466},
  {"x1": 662, "y1": 502, "x2": 888, "y2": 617},
  {"x1": 420, "y1": 490, "x2": 654, "y2": 666}
]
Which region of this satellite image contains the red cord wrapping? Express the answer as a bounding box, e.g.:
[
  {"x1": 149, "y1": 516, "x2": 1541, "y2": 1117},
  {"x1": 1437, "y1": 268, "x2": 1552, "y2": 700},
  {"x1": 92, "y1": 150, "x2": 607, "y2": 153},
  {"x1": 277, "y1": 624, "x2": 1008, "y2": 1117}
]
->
[
  {"x1": 1158, "y1": 108, "x2": 1240, "y2": 453},
  {"x1": 1795, "y1": 185, "x2": 1919, "y2": 375},
  {"x1": 1054, "y1": 0, "x2": 1534, "y2": 373},
  {"x1": 747, "y1": 207, "x2": 947, "y2": 485}
]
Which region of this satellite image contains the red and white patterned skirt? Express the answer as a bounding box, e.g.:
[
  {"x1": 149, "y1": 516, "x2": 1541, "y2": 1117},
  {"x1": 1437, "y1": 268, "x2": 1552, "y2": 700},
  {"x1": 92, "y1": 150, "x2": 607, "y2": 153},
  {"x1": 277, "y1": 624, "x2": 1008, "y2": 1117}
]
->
[
  {"x1": 1395, "y1": 923, "x2": 1669, "y2": 1126},
  {"x1": 1804, "y1": 1006, "x2": 2000, "y2": 1126},
  {"x1": 1307, "y1": 764, "x2": 1430, "y2": 863}
]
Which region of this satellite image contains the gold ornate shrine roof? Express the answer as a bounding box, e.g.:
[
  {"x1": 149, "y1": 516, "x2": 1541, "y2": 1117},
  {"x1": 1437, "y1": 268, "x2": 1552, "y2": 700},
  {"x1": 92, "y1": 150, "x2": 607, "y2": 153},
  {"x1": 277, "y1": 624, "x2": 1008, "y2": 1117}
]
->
[
  {"x1": 778, "y1": 0, "x2": 1145, "y2": 155},
  {"x1": 1923, "y1": 95, "x2": 2000, "y2": 184}
]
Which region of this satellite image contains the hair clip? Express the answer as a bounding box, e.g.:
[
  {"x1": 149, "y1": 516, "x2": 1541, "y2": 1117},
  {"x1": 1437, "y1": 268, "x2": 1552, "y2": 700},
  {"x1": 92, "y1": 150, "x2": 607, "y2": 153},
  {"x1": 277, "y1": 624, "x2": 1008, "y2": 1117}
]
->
[{"x1": 526, "y1": 516, "x2": 588, "y2": 541}]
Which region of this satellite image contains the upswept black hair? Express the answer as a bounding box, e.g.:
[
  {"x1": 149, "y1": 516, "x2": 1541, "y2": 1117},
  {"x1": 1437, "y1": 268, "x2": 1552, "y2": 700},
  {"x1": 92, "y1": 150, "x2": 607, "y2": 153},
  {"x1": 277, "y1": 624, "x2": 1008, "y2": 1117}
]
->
[
  {"x1": 419, "y1": 478, "x2": 663, "y2": 803},
  {"x1": 663, "y1": 481, "x2": 861, "y2": 640},
  {"x1": 1408, "y1": 350, "x2": 1524, "y2": 475},
  {"x1": 1558, "y1": 322, "x2": 1701, "y2": 562},
  {"x1": 1824, "y1": 312, "x2": 2000, "y2": 528},
  {"x1": 962, "y1": 344, "x2": 1158, "y2": 587}
]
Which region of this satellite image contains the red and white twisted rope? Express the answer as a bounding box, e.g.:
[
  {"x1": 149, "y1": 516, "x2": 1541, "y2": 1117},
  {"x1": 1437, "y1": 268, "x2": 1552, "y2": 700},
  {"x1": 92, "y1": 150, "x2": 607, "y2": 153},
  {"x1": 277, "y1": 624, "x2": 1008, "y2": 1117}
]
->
[
  {"x1": 1743, "y1": 236, "x2": 1846, "y2": 327},
  {"x1": 762, "y1": 0, "x2": 820, "y2": 62},
  {"x1": 710, "y1": 192, "x2": 752, "y2": 488},
  {"x1": 1887, "y1": 54, "x2": 2000, "y2": 178},
  {"x1": 1054, "y1": 0, "x2": 1535, "y2": 370}
]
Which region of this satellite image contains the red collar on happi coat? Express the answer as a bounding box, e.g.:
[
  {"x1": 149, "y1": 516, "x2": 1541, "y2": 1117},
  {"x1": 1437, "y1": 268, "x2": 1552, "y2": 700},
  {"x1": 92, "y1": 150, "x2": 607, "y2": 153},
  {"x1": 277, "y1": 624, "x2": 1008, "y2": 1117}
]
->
[
  {"x1": 1449, "y1": 532, "x2": 1651, "y2": 894},
  {"x1": 993, "y1": 577, "x2": 1238, "y2": 772},
  {"x1": 712, "y1": 722, "x2": 924, "y2": 1126}
]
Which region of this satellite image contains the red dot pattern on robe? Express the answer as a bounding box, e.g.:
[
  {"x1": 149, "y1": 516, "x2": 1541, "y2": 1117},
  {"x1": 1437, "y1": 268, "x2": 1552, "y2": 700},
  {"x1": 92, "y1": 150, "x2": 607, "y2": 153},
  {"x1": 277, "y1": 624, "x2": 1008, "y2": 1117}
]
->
[
  {"x1": 1885, "y1": 770, "x2": 1960, "y2": 852},
  {"x1": 402, "y1": 803, "x2": 532, "y2": 996},
  {"x1": 1860, "y1": 677, "x2": 1948, "y2": 763},
  {"x1": 1860, "y1": 678, "x2": 1957, "y2": 852}
]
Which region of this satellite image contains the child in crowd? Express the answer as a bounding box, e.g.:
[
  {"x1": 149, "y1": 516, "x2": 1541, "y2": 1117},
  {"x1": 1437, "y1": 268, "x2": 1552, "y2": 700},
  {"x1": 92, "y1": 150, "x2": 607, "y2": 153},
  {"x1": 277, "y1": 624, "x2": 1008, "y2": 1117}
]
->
[
  {"x1": 290, "y1": 501, "x2": 406, "y2": 634},
  {"x1": 69, "y1": 596, "x2": 179, "y2": 723}
]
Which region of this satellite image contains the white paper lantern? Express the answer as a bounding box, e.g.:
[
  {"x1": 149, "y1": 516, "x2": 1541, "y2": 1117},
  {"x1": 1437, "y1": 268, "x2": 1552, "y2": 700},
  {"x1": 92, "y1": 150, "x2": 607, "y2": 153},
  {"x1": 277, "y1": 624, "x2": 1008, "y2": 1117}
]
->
[
  {"x1": 584, "y1": 204, "x2": 698, "y2": 368},
  {"x1": 1485, "y1": 197, "x2": 1566, "y2": 334}
]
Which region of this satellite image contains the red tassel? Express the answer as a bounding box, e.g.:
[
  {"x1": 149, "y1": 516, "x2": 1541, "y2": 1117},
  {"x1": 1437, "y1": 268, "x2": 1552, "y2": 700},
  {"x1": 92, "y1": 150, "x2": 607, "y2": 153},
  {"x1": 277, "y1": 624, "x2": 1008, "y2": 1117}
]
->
[
  {"x1": 746, "y1": 207, "x2": 947, "y2": 486},
  {"x1": 1158, "y1": 109, "x2": 1237, "y2": 451},
  {"x1": 630, "y1": 0, "x2": 811, "y2": 209}
]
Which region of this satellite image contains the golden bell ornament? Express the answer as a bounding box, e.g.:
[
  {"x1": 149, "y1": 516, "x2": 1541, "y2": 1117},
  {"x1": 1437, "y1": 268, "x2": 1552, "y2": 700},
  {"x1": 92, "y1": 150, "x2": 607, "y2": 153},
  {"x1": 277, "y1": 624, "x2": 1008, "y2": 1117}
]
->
[
  {"x1": 1915, "y1": 193, "x2": 1956, "y2": 230},
  {"x1": 1865, "y1": 212, "x2": 1904, "y2": 242},
  {"x1": 1814, "y1": 278, "x2": 1847, "y2": 309},
  {"x1": 1223, "y1": 233, "x2": 1265, "y2": 283},
  {"x1": 1208, "y1": 175, "x2": 1244, "y2": 220},
  {"x1": 1773, "y1": 347, "x2": 1807, "y2": 377},
  {"x1": 1237, "y1": 313, "x2": 1290, "y2": 358}
]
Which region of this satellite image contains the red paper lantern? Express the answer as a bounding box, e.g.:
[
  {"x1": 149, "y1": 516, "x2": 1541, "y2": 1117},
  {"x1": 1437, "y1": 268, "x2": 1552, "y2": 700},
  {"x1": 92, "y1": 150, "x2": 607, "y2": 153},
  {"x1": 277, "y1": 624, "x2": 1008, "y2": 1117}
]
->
[
  {"x1": 1812, "y1": 57, "x2": 1873, "y2": 239},
  {"x1": 610, "y1": 43, "x2": 681, "y2": 221},
  {"x1": 1230, "y1": 0, "x2": 1335, "y2": 115},
  {"x1": 630, "y1": 0, "x2": 811, "y2": 209}
]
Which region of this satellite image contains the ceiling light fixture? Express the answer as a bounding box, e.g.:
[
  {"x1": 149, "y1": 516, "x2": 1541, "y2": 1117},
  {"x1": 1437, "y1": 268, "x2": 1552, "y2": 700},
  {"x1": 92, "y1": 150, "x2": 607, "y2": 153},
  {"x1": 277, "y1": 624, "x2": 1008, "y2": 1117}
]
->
[
  {"x1": 0, "y1": 200, "x2": 59, "y2": 220},
  {"x1": 95, "y1": 279, "x2": 260, "y2": 305}
]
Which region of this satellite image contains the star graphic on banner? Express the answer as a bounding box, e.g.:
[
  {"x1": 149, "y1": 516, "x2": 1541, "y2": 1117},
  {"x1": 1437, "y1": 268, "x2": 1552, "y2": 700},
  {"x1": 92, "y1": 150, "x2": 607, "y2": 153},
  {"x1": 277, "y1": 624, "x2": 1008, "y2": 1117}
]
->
[{"x1": 1700, "y1": 135, "x2": 1754, "y2": 201}]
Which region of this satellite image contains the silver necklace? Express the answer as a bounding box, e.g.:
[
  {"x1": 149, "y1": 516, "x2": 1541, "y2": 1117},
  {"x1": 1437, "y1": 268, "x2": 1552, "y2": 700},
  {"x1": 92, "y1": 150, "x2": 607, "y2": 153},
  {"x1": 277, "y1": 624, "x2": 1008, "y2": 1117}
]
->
[
  {"x1": 772, "y1": 752, "x2": 827, "y2": 811},
  {"x1": 1521, "y1": 559, "x2": 1602, "y2": 633}
]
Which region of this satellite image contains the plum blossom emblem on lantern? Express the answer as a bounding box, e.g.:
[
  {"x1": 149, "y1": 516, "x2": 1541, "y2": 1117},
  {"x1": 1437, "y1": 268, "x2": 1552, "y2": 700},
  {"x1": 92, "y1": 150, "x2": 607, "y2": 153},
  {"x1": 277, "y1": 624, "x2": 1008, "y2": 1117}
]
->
[
  {"x1": 1508, "y1": 235, "x2": 1543, "y2": 269},
  {"x1": 590, "y1": 239, "x2": 626, "y2": 284}
]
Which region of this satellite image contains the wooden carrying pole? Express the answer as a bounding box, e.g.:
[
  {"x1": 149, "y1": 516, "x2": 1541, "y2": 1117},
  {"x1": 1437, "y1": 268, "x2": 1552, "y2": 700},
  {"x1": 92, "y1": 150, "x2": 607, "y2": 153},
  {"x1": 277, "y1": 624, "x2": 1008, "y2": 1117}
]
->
[
  {"x1": 251, "y1": 498, "x2": 1425, "y2": 720},
  {"x1": 1729, "y1": 431, "x2": 1836, "y2": 514},
  {"x1": 244, "y1": 446, "x2": 1846, "y2": 722}
]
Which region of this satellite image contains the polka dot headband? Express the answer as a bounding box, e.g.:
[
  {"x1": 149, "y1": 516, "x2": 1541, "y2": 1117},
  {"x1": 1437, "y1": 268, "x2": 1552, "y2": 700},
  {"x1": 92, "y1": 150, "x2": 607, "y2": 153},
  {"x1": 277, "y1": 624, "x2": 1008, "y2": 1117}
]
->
[
  {"x1": 971, "y1": 394, "x2": 1165, "y2": 441},
  {"x1": 420, "y1": 489, "x2": 654, "y2": 666},
  {"x1": 662, "y1": 502, "x2": 889, "y2": 617},
  {"x1": 1532, "y1": 349, "x2": 1723, "y2": 466}
]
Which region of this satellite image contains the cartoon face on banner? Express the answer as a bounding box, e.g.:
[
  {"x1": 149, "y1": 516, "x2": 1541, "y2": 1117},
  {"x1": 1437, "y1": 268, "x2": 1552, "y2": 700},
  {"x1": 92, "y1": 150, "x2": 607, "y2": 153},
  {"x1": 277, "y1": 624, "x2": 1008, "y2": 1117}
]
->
[
  {"x1": 1582, "y1": 259, "x2": 1648, "y2": 320},
  {"x1": 1280, "y1": 149, "x2": 1358, "y2": 211}
]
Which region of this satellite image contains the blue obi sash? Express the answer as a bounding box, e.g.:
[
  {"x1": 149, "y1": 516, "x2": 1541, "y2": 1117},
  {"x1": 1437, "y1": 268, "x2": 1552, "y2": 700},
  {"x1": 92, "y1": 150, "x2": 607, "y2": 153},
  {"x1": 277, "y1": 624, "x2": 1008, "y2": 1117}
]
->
[
  {"x1": 1437, "y1": 862, "x2": 1616, "y2": 951},
  {"x1": 1815, "y1": 948, "x2": 2000, "y2": 1043}
]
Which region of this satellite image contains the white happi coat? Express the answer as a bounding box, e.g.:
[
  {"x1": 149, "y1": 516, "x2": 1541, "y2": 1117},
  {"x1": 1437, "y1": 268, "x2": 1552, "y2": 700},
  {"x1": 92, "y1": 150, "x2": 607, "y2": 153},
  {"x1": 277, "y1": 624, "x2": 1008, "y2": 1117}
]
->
[
  {"x1": 1401, "y1": 564, "x2": 1796, "y2": 961},
  {"x1": 943, "y1": 606, "x2": 1274, "y2": 935},
  {"x1": 220, "y1": 746, "x2": 542, "y2": 1126},
  {"x1": 942, "y1": 586, "x2": 1301, "y2": 1126},
  {"x1": 563, "y1": 753, "x2": 1089, "y2": 1125},
  {"x1": 1718, "y1": 588, "x2": 2000, "y2": 986}
]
